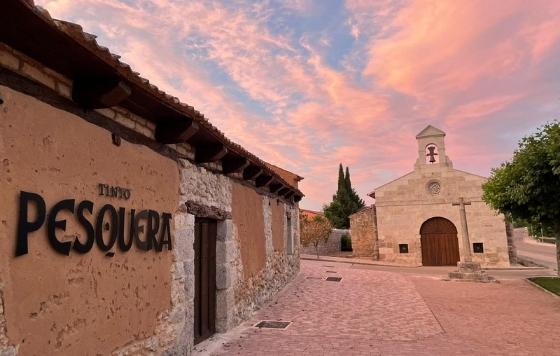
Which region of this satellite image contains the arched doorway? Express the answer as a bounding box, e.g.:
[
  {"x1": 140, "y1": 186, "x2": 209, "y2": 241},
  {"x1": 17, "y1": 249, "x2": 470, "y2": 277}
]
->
[{"x1": 420, "y1": 217, "x2": 460, "y2": 266}]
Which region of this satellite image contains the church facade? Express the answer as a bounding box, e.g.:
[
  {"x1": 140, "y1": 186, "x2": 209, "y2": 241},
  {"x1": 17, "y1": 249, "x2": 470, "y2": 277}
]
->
[{"x1": 350, "y1": 125, "x2": 512, "y2": 267}]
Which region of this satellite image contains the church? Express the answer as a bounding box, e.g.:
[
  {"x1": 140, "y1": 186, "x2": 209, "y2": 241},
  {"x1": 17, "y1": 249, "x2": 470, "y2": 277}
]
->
[{"x1": 350, "y1": 125, "x2": 513, "y2": 267}]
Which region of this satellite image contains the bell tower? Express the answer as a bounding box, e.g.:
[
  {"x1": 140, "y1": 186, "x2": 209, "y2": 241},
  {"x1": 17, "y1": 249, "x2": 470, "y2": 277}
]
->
[{"x1": 415, "y1": 125, "x2": 453, "y2": 169}]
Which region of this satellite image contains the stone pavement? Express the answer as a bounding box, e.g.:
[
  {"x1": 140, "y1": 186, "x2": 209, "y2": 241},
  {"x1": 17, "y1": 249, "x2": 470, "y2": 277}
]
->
[{"x1": 199, "y1": 260, "x2": 560, "y2": 355}]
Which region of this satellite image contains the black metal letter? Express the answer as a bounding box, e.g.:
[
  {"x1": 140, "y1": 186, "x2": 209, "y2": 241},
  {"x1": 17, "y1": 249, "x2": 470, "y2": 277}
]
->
[
  {"x1": 117, "y1": 207, "x2": 134, "y2": 252},
  {"x1": 47, "y1": 199, "x2": 75, "y2": 256},
  {"x1": 95, "y1": 204, "x2": 118, "y2": 252},
  {"x1": 15, "y1": 191, "x2": 46, "y2": 257},
  {"x1": 74, "y1": 200, "x2": 95, "y2": 253},
  {"x1": 134, "y1": 210, "x2": 150, "y2": 251},
  {"x1": 157, "y1": 213, "x2": 173, "y2": 251},
  {"x1": 147, "y1": 210, "x2": 160, "y2": 251}
]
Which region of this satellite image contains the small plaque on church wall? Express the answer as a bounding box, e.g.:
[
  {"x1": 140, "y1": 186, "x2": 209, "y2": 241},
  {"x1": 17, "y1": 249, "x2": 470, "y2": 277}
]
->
[
  {"x1": 399, "y1": 244, "x2": 409, "y2": 253},
  {"x1": 473, "y1": 242, "x2": 484, "y2": 253}
]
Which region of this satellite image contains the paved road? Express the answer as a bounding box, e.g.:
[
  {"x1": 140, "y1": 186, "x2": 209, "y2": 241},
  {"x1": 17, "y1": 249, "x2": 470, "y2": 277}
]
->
[
  {"x1": 516, "y1": 238, "x2": 557, "y2": 271},
  {"x1": 197, "y1": 259, "x2": 560, "y2": 355}
]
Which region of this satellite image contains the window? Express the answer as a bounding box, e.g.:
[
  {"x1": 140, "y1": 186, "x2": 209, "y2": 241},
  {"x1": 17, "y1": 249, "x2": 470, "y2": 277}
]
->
[
  {"x1": 473, "y1": 242, "x2": 484, "y2": 253},
  {"x1": 399, "y1": 244, "x2": 408, "y2": 253},
  {"x1": 286, "y1": 214, "x2": 293, "y2": 255}
]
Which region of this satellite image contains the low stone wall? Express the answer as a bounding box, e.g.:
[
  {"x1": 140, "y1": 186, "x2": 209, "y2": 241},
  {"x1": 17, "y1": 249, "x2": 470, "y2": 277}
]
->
[
  {"x1": 350, "y1": 207, "x2": 378, "y2": 258},
  {"x1": 513, "y1": 227, "x2": 529, "y2": 242},
  {"x1": 506, "y1": 222, "x2": 518, "y2": 265},
  {"x1": 300, "y1": 229, "x2": 349, "y2": 256}
]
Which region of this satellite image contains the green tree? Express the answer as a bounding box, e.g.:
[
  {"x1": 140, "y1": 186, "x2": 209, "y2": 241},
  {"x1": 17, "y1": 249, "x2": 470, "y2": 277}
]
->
[
  {"x1": 482, "y1": 121, "x2": 560, "y2": 275},
  {"x1": 345, "y1": 166, "x2": 365, "y2": 207},
  {"x1": 300, "y1": 213, "x2": 332, "y2": 258},
  {"x1": 323, "y1": 164, "x2": 365, "y2": 228}
]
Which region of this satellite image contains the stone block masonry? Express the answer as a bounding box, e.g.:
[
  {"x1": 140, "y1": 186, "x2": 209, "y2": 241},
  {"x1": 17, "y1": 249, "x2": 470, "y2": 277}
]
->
[{"x1": 350, "y1": 207, "x2": 378, "y2": 258}]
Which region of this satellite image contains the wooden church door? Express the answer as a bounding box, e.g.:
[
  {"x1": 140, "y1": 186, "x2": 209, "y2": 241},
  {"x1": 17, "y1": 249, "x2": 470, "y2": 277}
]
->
[{"x1": 420, "y1": 217, "x2": 460, "y2": 266}]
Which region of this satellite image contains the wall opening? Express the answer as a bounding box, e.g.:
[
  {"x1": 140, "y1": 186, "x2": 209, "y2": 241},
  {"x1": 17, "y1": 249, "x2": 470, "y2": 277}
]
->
[
  {"x1": 286, "y1": 213, "x2": 293, "y2": 255},
  {"x1": 425, "y1": 143, "x2": 440, "y2": 164},
  {"x1": 193, "y1": 218, "x2": 217, "y2": 345}
]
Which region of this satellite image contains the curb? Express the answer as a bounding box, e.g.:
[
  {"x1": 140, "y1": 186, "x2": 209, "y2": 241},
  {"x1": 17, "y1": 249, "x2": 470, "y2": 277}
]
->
[
  {"x1": 525, "y1": 278, "x2": 560, "y2": 299},
  {"x1": 300, "y1": 255, "x2": 422, "y2": 268},
  {"x1": 301, "y1": 255, "x2": 547, "y2": 271}
]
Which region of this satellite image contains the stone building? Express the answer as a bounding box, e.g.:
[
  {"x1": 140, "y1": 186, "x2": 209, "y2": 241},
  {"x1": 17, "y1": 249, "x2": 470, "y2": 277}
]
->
[
  {"x1": 350, "y1": 125, "x2": 511, "y2": 267},
  {"x1": 0, "y1": 2, "x2": 303, "y2": 355}
]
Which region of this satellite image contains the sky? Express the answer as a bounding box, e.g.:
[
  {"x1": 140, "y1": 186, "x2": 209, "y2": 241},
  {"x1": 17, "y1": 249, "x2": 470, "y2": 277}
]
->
[{"x1": 36, "y1": 0, "x2": 560, "y2": 210}]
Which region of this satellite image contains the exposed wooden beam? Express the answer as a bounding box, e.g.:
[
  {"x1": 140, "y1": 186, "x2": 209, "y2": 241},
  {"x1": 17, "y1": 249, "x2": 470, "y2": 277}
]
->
[
  {"x1": 269, "y1": 182, "x2": 283, "y2": 193},
  {"x1": 243, "y1": 165, "x2": 262, "y2": 180},
  {"x1": 72, "y1": 77, "x2": 131, "y2": 108},
  {"x1": 255, "y1": 174, "x2": 273, "y2": 188},
  {"x1": 277, "y1": 187, "x2": 289, "y2": 196},
  {"x1": 195, "y1": 143, "x2": 228, "y2": 163},
  {"x1": 155, "y1": 118, "x2": 199, "y2": 144},
  {"x1": 284, "y1": 191, "x2": 295, "y2": 199},
  {"x1": 222, "y1": 158, "x2": 249, "y2": 175}
]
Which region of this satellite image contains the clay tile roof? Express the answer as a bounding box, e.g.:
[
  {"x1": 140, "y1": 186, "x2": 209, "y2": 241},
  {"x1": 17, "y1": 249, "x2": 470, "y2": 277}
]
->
[
  {"x1": 2, "y1": 0, "x2": 304, "y2": 199},
  {"x1": 264, "y1": 163, "x2": 304, "y2": 189}
]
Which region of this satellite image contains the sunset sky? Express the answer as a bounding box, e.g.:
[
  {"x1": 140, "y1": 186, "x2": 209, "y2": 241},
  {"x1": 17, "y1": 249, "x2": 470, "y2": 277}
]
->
[{"x1": 36, "y1": 0, "x2": 560, "y2": 210}]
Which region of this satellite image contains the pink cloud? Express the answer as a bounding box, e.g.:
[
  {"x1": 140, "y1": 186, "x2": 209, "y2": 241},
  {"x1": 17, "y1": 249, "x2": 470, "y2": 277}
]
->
[{"x1": 35, "y1": 0, "x2": 560, "y2": 210}]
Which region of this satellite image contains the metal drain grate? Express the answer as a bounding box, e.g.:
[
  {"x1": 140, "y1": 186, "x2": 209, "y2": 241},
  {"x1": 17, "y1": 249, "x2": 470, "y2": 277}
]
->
[
  {"x1": 326, "y1": 270, "x2": 337, "y2": 273},
  {"x1": 254, "y1": 320, "x2": 291, "y2": 329},
  {"x1": 325, "y1": 277, "x2": 342, "y2": 282}
]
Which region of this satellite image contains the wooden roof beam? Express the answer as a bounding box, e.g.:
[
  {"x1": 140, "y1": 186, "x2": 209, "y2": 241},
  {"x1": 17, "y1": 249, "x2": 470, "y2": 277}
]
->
[
  {"x1": 243, "y1": 165, "x2": 262, "y2": 180},
  {"x1": 72, "y1": 77, "x2": 131, "y2": 109},
  {"x1": 155, "y1": 118, "x2": 199, "y2": 144},
  {"x1": 222, "y1": 157, "x2": 249, "y2": 175},
  {"x1": 277, "y1": 187, "x2": 290, "y2": 196},
  {"x1": 255, "y1": 174, "x2": 273, "y2": 188},
  {"x1": 269, "y1": 182, "x2": 283, "y2": 193},
  {"x1": 195, "y1": 143, "x2": 228, "y2": 163}
]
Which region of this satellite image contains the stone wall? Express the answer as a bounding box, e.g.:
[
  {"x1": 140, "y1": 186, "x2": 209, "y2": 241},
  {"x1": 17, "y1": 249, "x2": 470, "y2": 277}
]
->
[
  {"x1": 506, "y1": 222, "x2": 518, "y2": 265},
  {"x1": 349, "y1": 207, "x2": 378, "y2": 258},
  {"x1": 300, "y1": 229, "x2": 349, "y2": 256},
  {"x1": 0, "y1": 42, "x2": 300, "y2": 355},
  {"x1": 513, "y1": 227, "x2": 529, "y2": 242}
]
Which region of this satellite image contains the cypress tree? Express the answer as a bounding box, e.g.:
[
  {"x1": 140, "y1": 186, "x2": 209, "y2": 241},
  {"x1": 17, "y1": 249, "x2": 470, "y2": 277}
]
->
[
  {"x1": 337, "y1": 164, "x2": 346, "y2": 192},
  {"x1": 324, "y1": 164, "x2": 365, "y2": 228}
]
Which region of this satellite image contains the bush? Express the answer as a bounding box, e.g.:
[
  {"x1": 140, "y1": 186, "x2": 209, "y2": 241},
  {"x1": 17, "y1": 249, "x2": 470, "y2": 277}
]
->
[{"x1": 340, "y1": 234, "x2": 353, "y2": 251}]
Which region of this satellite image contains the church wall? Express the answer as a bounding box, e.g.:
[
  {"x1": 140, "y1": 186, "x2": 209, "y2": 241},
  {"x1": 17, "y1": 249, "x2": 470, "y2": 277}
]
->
[{"x1": 375, "y1": 168, "x2": 510, "y2": 267}]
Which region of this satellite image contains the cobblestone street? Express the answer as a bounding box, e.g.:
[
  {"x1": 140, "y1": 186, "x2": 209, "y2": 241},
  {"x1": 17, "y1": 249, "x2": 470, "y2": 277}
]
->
[{"x1": 198, "y1": 260, "x2": 560, "y2": 355}]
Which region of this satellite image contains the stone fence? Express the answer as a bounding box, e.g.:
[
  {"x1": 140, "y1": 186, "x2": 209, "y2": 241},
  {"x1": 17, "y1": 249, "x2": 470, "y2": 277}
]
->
[{"x1": 300, "y1": 229, "x2": 350, "y2": 256}]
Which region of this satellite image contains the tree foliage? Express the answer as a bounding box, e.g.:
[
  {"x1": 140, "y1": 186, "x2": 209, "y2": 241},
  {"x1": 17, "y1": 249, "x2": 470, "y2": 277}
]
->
[
  {"x1": 300, "y1": 213, "x2": 332, "y2": 258},
  {"x1": 323, "y1": 164, "x2": 365, "y2": 228},
  {"x1": 482, "y1": 121, "x2": 560, "y2": 274}
]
